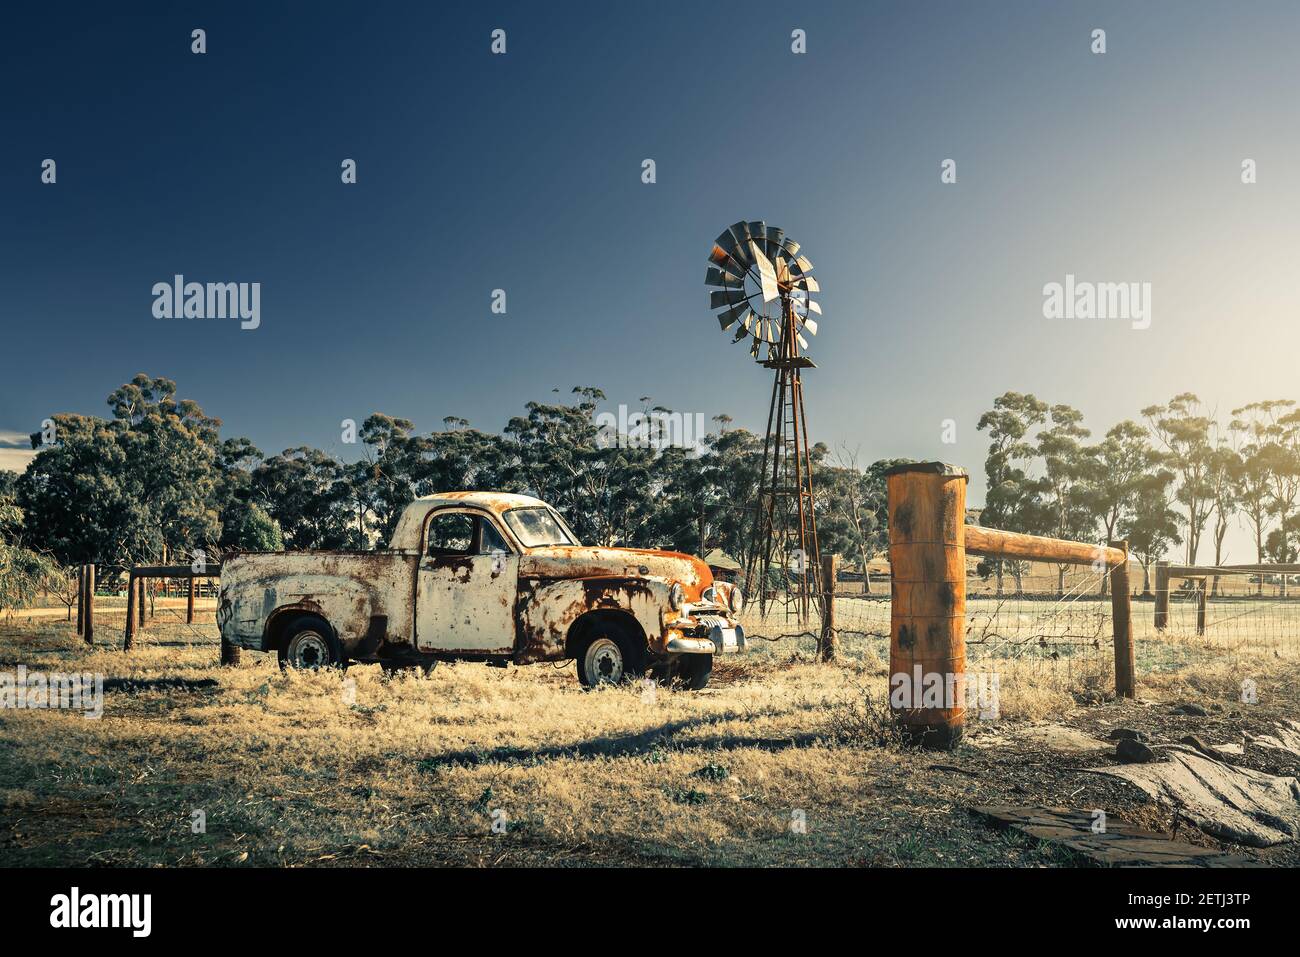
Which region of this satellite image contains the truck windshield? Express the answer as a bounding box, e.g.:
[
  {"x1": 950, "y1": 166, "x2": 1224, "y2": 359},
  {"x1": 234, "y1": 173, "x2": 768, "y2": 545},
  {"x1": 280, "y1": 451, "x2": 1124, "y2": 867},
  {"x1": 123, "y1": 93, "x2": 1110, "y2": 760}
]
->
[{"x1": 505, "y1": 507, "x2": 577, "y2": 548}]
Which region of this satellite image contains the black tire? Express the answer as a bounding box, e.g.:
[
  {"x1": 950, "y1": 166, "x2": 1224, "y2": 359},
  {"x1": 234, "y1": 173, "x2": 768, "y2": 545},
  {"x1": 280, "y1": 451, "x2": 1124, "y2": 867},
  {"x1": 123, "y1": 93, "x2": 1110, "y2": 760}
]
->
[
  {"x1": 676, "y1": 654, "x2": 713, "y2": 691},
  {"x1": 575, "y1": 618, "x2": 645, "y2": 688},
  {"x1": 278, "y1": 616, "x2": 342, "y2": 671}
]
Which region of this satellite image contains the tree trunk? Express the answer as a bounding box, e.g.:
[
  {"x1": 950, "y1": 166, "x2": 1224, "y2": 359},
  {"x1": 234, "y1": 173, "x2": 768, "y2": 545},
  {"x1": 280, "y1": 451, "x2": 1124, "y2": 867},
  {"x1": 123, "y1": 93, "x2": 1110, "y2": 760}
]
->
[{"x1": 1257, "y1": 527, "x2": 1265, "y2": 595}]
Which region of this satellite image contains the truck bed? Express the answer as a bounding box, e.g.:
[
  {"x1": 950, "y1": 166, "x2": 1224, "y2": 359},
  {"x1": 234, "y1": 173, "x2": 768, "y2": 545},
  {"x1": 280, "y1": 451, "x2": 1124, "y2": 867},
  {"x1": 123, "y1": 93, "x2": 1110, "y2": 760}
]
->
[{"x1": 220, "y1": 550, "x2": 420, "y2": 656}]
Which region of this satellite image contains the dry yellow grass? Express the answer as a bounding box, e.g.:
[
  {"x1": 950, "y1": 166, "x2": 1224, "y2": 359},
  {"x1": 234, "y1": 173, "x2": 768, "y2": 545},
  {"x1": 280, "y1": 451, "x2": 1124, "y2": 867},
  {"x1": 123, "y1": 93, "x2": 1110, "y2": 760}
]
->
[{"x1": 2, "y1": 609, "x2": 1297, "y2": 867}]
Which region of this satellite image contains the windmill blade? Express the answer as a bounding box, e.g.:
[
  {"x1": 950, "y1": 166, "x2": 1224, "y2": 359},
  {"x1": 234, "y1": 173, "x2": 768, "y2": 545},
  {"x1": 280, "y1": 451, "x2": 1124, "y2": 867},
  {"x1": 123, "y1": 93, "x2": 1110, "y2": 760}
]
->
[
  {"x1": 805, "y1": 299, "x2": 822, "y2": 315},
  {"x1": 800, "y1": 316, "x2": 818, "y2": 336},
  {"x1": 728, "y1": 230, "x2": 753, "y2": 270},
  {"x1": 748, "y1": 240, "x2": 779, "y2": 303},
  {"x1": 709, "y1": 289, "x2": 747, "y2": 310},
  {"x1": 766, "y1": 226, "x2": 784, "y2": 259},
  {"x1": 749, "y1": 335, "x2": 761, "y2": 358},
  {"x1": 780, "y1": 238, "x2": 801, "y2": 258},
  {"x1": 705, "y1": 266, "x2": 744, "y2": 288},
  {"x1": 732, "y1": 314, "x2": 753, "y2": 341},
  {"x1": 797, "y1": 332, "x2": 809, "y2": 351},
  {"x1": 716, "y1": 303, "x2": 749, "y2": 330},
  {"x1": 793, "y1": 256, "x2": 813, "y2": 273},
  {"x1": 714, "y1": 226, "x2": 742, "y2": 254},
  {"x1": 800, "y1": 276, "x2": 820, "y2": 293},
  {"x1": 709, "y1": 243, "x2": 750, "y2": 276}
]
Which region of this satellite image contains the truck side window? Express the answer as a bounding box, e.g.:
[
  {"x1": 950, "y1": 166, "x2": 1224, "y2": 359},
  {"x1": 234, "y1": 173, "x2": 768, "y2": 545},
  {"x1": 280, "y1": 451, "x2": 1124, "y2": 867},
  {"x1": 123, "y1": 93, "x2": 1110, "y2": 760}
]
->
[
  {"x1": 479, "y1": 519, "x2": 509, "y2": 555},
  {"x1": 426, "y1": 512, "x2": 474, "y2": 556}
]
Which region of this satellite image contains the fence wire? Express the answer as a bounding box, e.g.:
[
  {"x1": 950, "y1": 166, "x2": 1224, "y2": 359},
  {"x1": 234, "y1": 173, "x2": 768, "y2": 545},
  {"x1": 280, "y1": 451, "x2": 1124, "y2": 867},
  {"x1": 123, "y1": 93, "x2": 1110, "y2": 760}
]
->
[{"x1": 1158, "y1": 570, "x2": 1300, "y2": 661}]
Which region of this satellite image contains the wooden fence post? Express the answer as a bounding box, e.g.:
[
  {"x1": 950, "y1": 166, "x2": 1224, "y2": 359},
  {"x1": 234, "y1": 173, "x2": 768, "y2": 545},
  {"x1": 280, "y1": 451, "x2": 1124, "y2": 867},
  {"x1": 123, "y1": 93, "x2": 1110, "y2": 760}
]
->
[
  {"x1": 885, "y1": 462, "x2": 968, "y2": 750},
  {"x1": 187, "y1": 575, "x2": 196, "y2": 623},
  {"x1": 819, "y1": 553, "x2": 839, "y2": 662},
  {"x1": 84, "y1": 564, "x2": 95, "y2": 646},
  {"x1": 137, "y1": 575, "x2": 146, "y2": 629},
  {"x1": 1196, "y1": 579, "x2": 1208, "y2": 636},
  {"x1": 1154, "y1": 561, "x2": 1170, "y2": 630},
  {"x1": 76, "y1": 564, "x2": 85, "y2": 634},
  {"x1": 124, "y1": 572, "x2": 137, "y2": 651},
  {"x1": 1108, "y1": 542, "x2": 1135, "y2": 699}
]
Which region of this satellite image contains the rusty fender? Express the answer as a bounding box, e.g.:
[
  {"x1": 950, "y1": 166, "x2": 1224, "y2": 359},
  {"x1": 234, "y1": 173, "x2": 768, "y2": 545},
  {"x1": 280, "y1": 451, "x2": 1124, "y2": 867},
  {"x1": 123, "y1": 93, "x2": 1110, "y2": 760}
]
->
[
  {"x1": 220, "y1": 551, "x2": 418, "y2": 655},
  {"x1": 513, "y1": 576, "x2": 673, "y2": 664}
]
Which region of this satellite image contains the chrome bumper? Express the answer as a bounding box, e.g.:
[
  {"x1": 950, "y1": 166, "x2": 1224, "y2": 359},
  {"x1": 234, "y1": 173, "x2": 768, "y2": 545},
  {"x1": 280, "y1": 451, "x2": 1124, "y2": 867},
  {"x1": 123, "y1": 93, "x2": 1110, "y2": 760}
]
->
[{"x1": 666, "y1": 623, "x2": 746, "y2": 655}]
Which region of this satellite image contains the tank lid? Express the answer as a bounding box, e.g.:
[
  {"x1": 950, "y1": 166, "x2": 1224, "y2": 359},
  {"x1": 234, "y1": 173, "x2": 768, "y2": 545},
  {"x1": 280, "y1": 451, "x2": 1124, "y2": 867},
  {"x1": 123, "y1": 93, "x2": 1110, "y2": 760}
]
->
[{"x1": 882, "y1": 461, "x2": 969, "y2": 479}]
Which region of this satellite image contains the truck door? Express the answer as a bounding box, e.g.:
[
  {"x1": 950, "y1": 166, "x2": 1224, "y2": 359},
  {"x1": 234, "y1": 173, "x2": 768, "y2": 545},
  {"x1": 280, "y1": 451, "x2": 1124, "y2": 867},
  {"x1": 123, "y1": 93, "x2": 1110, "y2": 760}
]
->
[{"x1": 415, "y1": 509, "x2": 519, "y2": 653}]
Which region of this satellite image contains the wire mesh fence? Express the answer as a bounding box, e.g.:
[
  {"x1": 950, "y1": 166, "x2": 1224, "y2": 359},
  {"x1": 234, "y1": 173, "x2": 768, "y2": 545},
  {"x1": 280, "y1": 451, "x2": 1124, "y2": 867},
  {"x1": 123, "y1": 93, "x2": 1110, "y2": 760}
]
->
[
  {"x1": 735, "y1": 551, "x2": 1300, "y2": 695},
  {"x1": 1157, "y1": 568, "x2": 1300, "y2": 661},
  {"x1": 963, "y1": 558, "x2": 1117, "y2": 689}
]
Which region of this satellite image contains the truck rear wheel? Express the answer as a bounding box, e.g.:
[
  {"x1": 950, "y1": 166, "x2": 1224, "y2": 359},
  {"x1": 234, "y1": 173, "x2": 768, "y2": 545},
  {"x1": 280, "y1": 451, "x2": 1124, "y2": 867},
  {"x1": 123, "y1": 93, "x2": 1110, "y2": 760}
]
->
[
  {"x1": 576, "y1": 619, "x2": 644, "y2": 688},
  {"x1": 279, "y1": 616, "x2": 342, "y2": 671}
]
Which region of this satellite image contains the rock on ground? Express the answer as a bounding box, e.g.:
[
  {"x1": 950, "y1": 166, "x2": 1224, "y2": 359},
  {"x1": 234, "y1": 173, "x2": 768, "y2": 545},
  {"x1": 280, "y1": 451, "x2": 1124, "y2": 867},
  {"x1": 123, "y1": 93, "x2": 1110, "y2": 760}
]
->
[{"x1": 1093, "y1": 745, "x2": 1300, "y2": 848}]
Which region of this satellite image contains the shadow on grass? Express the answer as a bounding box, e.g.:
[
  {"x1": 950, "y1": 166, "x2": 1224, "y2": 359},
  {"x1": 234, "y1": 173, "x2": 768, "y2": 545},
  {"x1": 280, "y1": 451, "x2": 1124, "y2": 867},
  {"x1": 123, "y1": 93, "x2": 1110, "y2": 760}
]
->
[{"x1": 417, "y1": 711, "x2": 834, "y2": 772}]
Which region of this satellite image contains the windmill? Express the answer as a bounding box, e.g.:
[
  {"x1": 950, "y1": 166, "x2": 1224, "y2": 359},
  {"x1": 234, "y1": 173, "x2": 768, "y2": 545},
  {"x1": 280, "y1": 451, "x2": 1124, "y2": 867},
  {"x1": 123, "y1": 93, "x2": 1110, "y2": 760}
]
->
[{"x1": 706, "y1": 221, "x2": 822, "y2": 622}]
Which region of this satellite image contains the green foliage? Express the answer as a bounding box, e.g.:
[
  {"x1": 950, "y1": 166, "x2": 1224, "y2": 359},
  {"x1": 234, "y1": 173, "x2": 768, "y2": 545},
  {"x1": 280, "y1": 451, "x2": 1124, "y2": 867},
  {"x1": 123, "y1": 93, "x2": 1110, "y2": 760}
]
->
[
  {"x1": 13, "y1": 374, "x2": 1300, "y2": 585},
  {"x1": 15, "y1": 375, "x2": 220, "y2": 566},
  {"x1": 0, "y1": 496, "x2": 62, "y2": 611},
  {"x1": 233, "y1": 503, "x2": 284, "y2": 552}
]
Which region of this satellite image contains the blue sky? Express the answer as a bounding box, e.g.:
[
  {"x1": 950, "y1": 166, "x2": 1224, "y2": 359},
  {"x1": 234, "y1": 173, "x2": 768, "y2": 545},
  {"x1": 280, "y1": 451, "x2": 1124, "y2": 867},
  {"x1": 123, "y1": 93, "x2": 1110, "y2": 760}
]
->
[{"x1": 4, "y1": 1, "x2": 1300, "y2": 559}]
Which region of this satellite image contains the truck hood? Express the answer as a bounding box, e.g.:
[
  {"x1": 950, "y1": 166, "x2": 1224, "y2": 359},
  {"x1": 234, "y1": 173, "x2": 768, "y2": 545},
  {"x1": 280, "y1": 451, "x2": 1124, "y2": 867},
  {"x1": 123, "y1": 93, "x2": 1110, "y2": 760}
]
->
[{"x1": 519, "y1": 546, "x2": 712, "y2": 597}]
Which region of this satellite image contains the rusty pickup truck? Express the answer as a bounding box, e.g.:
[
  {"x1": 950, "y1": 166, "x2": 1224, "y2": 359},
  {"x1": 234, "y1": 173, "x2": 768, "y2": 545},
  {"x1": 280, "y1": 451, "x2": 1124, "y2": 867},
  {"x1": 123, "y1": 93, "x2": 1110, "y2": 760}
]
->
[{"x1": 217, "y1": 492, "x2": 746, "y2": 688}]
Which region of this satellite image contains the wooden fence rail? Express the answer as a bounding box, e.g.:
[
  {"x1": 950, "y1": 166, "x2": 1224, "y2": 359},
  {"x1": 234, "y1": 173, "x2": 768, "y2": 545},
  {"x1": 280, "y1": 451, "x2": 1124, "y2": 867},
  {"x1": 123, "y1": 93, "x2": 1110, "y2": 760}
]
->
[{"x1": 122, "y1": 564, "x2": 222, "y2": 650}]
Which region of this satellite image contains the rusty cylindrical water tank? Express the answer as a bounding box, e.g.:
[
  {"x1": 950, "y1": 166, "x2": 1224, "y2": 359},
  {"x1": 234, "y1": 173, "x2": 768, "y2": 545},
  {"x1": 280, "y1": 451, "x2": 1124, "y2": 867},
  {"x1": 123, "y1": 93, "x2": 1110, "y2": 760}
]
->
[{"x1": 885, "y1": 462, "x2": 968, "y2": 749}]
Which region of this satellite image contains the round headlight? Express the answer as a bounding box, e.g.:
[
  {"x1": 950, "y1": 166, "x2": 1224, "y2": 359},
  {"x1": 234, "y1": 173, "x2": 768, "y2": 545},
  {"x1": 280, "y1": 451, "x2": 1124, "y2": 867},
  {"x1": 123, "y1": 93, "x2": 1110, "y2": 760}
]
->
[
  {"x1": 669, "y1": 582, "x2": 685, "y2": 610},
  {"x1": 729, "y1": 585, "x2": 744, "y2": 614}
]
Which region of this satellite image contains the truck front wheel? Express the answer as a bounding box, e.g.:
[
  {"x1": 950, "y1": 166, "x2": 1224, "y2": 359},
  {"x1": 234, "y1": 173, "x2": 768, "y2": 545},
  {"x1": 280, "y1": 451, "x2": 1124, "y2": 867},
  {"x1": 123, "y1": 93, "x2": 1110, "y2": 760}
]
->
[
  {"x1": 675, "y1": 653, "x2": 713, "y2": 690},
  {"x1": 279, "y1": 616, "x2": 342, "y2": 671},
  {"x1": 576, "y1": 619, "x2": 644, "y2": 688}
]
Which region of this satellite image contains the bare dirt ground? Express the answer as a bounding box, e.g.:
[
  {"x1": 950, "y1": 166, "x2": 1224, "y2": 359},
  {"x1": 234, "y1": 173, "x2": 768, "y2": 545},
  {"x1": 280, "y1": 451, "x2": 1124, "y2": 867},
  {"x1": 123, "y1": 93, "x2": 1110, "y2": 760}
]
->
[{"x1": 1, "y1": 608, "x2": 1298, "y2": 867}]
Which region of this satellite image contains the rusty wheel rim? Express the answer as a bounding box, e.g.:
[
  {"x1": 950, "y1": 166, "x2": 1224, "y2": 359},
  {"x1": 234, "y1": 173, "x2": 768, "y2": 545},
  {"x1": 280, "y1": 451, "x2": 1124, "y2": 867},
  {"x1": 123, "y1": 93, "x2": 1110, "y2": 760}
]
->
[
  {"x1": 289, "y1": 632, "x2": 330, "y2": 669},
  {"x1": 585, "y1": 637, "x2": 623, "y2": 685}
]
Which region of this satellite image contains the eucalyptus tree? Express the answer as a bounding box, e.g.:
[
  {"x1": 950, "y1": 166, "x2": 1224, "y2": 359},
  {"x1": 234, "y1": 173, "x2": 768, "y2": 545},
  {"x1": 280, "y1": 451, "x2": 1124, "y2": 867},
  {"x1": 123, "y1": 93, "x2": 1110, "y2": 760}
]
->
[
  {"x1": 977, "y1": 392, "x2": 1049, "y2": 593},
  {"x1": 1143, "y1": 394, "x2": 1216, "y2": 565}
]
